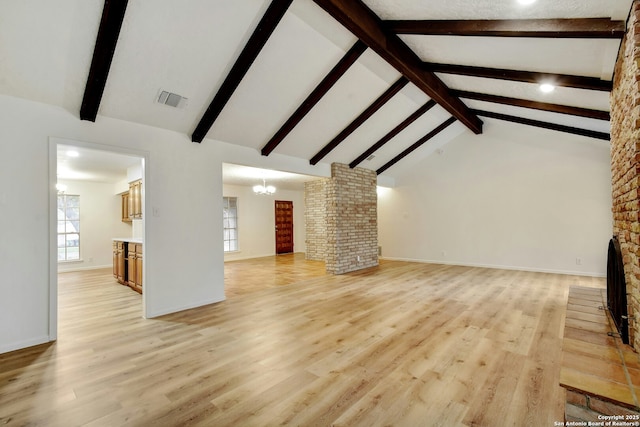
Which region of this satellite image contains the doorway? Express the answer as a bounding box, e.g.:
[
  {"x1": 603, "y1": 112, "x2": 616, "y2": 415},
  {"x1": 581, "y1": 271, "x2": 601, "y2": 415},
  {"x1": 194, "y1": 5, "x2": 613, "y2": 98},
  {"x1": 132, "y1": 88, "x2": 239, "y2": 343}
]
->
[
  {"x1": 49, "y1": 137, "x2": 149, "y2": 340},
  {"x1": 275, "y1": 200, "x2": 294, "y2": 254}
]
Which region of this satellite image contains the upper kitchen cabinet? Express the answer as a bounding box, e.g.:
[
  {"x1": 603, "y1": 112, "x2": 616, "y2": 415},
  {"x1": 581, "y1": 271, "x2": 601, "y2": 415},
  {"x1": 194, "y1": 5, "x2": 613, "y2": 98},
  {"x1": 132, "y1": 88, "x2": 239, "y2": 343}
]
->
[{"x1": 128, "y1": 179, "x2": 142, "y2": 220}]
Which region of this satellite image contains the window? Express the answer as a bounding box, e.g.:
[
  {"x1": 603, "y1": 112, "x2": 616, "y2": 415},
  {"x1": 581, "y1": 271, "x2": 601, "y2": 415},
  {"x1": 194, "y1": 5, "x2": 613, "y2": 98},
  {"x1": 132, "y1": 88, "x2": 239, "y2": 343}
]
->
[
  {"x1": 57, "y1": 194, "x2": 80, "y2": 261},
  {"x1": 223, "y1": 197, "x2": 238, "y2": 252}
]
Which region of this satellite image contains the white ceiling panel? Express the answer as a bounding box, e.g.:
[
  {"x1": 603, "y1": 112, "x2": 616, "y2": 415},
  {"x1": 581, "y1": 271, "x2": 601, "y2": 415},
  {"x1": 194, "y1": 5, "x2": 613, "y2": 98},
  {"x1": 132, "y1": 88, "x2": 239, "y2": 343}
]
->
[
  {"x1": 402, "y1": 36, "x2": 621, "y2": 79},
  {"x1": 206, "y1": 9, "x2": 358, "y2": 149},
  {"x1": 467, "y1": 100, "x2": 611, "y2": 134},
  {"x1": 320, "y1": 85, "x2": 430, "y2": 165},
  {"x1": 0, "y1": 0, "x2": 102, "y2": 112},
  {"x1": 437, "y1": 74, "x2": 611, "y2": 112},
  {"x1": 99, "y1": 0, "x2": 271, "y2": 134},
  {"x1": 363, "y1": 0, "x2": 632, "y2": 20},
  {"x1": 270, "y1": 55, "x2": 401, "y2": 160}
]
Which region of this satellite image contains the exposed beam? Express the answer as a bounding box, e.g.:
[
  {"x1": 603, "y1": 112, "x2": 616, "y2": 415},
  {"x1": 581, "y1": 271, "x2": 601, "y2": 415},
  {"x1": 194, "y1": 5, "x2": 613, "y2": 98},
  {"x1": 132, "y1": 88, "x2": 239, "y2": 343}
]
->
[
  {"x1": 386, "y1": 18, "x2": 625, "y2": 38},
  {"x1": 312, "y1": 0, "x2": 483, "y2": 134},
  {"x1": 377, "y1": 117, "x2": 457, "y2": 175},
  {"x1": 261, "y1": 41, "x2": 367, "y2": 156},
  {"x1": 192, "y1": 0, "x2": 293, "y2": 143},
  {"x1": 472, "y1": 109, "x2": 610, "y2": 141},
  {"x1": 424, "y1": 63, "x2": 612, "y2": 91},
  {"x1": 309, "y1": 77, "x2": 409, "y2": 165},
  {"x1": 349, "y1": 100, "x2": 436, "y2": 168},
  {"x1": 452, "y1": 90, "x2": 610, "y2": 121},
  {"x1": 80, "y1": 0, "x2": 129, "y2": 122}
]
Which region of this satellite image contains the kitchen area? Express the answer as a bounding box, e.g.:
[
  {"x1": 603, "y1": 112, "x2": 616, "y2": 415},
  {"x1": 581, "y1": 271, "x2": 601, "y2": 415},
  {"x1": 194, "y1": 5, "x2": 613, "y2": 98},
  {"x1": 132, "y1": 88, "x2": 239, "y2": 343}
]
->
[
  {"x1": 112, "y1": 176, "x2": 144, "y2": 294},
  {"x1": 57, "y1": 143, "x2": 144, "y2": 295}
]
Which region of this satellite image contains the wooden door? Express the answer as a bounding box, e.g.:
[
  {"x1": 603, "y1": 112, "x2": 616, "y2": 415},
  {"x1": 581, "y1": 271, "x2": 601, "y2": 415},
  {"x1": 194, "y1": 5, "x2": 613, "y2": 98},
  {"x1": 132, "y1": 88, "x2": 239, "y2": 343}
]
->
[{"x1": 275, "y1": 200, "x2": 294, "y2": 254}]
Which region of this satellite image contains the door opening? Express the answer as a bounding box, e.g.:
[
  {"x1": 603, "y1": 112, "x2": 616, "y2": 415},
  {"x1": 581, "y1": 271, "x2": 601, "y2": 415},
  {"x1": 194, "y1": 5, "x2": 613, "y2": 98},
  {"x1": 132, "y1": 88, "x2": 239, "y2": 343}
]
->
[{"x1": 49, "y1": 137, "x2": 148, "y2": 341}]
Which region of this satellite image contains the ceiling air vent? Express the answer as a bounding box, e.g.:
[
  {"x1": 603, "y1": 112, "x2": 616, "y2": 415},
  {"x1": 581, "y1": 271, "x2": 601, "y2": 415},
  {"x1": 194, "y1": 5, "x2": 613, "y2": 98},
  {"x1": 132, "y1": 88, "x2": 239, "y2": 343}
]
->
[{"x1": 157, "y1": 90, "x2": 188, "y2": 108}]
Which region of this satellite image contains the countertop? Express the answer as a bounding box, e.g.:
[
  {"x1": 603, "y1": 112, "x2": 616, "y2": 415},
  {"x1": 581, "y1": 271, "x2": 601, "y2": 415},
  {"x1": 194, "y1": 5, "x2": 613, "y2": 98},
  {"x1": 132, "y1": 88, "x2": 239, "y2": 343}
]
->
[{"x1": 112, "y1": 237, "x2": 143, "y2": 244}]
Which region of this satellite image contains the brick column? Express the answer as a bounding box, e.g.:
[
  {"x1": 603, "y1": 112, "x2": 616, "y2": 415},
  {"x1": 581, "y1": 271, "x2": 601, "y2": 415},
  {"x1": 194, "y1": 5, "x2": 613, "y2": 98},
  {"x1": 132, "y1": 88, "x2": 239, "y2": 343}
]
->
[
  {"x1": 611, "y1": 0, "x2": 640, "y2": 351},
  {"x1": 304, "y1": 163, "x2": 378, "y2": 274}
]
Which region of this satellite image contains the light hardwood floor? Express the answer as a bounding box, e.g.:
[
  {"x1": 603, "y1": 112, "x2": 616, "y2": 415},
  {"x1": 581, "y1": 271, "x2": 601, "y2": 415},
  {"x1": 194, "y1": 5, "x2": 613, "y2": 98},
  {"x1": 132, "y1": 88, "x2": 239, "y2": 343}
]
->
[{"x1": 0, "y1": 255, "x2": 606, "y2": 426}]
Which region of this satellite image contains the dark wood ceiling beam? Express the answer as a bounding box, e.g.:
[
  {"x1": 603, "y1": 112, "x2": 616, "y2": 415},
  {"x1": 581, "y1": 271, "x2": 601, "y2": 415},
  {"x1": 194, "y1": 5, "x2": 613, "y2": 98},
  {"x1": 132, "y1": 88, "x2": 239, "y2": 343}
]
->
[
  {"x1": 349, "y1": 100, "x2": 436, "y2": 168},
  {"x1": 472, "y1": 109, "x2": 610, "y2": 140},
  {"x1": 425, "y1": 63, "x2": 612, "y2": 91},
  {"x1": 312, "y1": 0, "x2": 483, "y2": 135},
  {"x1": 377, "y1": 117, "x2": 457, "y2": 175},
  {"x1": 261, "y1": 40, "x2": 367, "y2": 156},
  {"x1": 453, "y1": 90, "x2": 610, "y2": 120},
  {"x1": 192, "y1": 0, "x2": 293, "y2": 143},
  {"x1": 385, "y1": 18, "x2": 625, "y2": 38},
  {"x1": 80, "y1": 0, "x2": 129, "y2": 122},
  {"x1": 309, "y1": 77, "x2": 409, "y2": 165}
]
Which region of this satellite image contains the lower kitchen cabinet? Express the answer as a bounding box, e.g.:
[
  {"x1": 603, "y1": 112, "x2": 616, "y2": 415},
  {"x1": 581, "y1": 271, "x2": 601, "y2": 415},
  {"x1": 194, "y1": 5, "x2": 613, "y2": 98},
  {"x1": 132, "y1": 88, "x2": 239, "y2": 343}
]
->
[
  {"x1": 113, "y1": 240, "x2": 142, "y2": 293},
  {"x1": 128, "y1": 242, "x2": 143, "y2": 294}
]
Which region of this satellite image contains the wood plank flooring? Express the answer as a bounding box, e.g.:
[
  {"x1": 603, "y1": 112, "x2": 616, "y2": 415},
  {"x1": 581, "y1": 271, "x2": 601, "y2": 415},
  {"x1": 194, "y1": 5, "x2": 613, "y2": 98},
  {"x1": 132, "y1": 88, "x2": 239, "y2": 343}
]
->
[{"x1": 0, "y1": 256, "x2": 607, "y2": 426}]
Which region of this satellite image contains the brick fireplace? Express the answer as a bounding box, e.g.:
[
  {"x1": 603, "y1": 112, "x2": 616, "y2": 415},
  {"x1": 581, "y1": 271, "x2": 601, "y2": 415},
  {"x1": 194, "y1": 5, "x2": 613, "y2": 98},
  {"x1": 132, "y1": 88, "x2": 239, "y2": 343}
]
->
[{"x1": 611, "y1": 0, "x2": 640, "y2": 353}]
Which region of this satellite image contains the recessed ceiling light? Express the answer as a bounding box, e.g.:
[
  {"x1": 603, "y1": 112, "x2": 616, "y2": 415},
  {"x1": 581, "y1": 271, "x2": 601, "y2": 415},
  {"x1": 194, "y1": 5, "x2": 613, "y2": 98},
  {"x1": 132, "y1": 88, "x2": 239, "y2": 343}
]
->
[
  {"x1": 67, "y1": 150, "x2": 79, "y2": 158},
  {"x1": 539, "y1": 83, "x2": 555, "y2": 93},
  {"x1": 518, "y1": 0, "x2": 536, "y2": 4}
]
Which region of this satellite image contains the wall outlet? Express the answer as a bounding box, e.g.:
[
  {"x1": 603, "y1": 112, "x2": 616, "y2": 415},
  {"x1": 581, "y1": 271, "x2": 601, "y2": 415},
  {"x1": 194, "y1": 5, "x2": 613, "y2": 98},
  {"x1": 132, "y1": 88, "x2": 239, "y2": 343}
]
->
[
  {"x1": 576, "y1": 258, "x2": 582, "y2": 265},
  {"x1": 442, "y1": 250, "x2": 446, "y2": 257},
  {"x1": 357, "y1": 256, "x2": 361, "y2": 262}
]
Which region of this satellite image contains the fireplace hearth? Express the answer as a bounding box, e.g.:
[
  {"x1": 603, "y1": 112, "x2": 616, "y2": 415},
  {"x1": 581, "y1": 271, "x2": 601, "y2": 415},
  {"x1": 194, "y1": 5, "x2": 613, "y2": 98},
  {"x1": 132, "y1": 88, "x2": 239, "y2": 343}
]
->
[{"x1": 607, "y1": 236, "x2": 629, "y2": 345}]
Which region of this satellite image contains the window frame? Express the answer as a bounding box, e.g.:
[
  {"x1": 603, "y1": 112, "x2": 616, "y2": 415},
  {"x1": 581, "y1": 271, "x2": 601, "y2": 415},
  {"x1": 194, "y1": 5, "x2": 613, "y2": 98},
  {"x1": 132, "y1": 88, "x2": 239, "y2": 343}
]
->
[
  {"x1": 223, "y1": 196, "x2": 239, "y2": 253},
  {"x1": 57, "y1": 193, "x2": 81, "y2": 262}
]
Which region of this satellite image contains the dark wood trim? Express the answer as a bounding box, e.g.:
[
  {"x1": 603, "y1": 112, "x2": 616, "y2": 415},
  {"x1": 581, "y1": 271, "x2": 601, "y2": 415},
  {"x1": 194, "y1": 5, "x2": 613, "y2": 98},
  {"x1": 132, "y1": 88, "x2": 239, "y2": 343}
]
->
[
  {"x1": 472, "y1": 109, "x2": 610, "y2": 140},
  {"x1": 80, "y1": 0, "x2": 129, "y2": 122},
  {"x1": 386, "y1": 18, "x2": 625, "y2": 38},
  {"x1": 377, "y1": 117, "x2": 457, "y2": 175},
  {"x1": 312, "y1": 0, "x2": 482, "y2": 135},
  {"x1": 191, "y1": 0, "x2": 293, "y2": 143},
  {"x1": 349, "y1": 100, "x2": 436, "y2": 168},
  {"x1": 453, "y1": 90, "x2": 610, "y2": 121},
  {"x1": 309, "y1": 77, "x2": 409, "y2": 165},
  {"x1": 261, "y1": 41, "x2": 367, "y2": 156},
  {"x1": 425, "y1": 63, "x2": 612, "y2": 92}
]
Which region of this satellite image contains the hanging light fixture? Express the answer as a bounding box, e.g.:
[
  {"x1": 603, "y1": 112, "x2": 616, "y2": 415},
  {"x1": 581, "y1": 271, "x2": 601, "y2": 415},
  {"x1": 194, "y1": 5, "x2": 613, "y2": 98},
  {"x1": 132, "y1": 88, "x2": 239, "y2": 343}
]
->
[{"x1": 253, "y1": 178, "x2": 276, "y2": 195}]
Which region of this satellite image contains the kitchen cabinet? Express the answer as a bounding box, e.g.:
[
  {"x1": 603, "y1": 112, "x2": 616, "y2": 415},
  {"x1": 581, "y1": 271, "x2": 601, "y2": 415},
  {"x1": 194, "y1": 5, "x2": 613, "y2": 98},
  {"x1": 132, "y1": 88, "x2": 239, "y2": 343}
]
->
[
  {"x1": 128, "y1": 180, "x2": 142, "y2": 220},
  {"x1": 113, "y1": 239, "x2": 143, "y2": 293},
  {"x1": 112, "y1": 241, "x2": 126, "y2": 284},
  {"x1": 127, "y1": 242, "x2": 143, "y2": 294},
  {"x1": 121, "y1": 192, "x2": 131, "y2": 223}
]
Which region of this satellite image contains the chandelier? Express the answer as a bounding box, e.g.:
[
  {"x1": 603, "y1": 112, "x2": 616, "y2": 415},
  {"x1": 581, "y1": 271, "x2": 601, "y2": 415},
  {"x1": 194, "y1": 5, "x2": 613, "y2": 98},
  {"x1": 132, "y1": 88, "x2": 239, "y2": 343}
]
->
[{"x1": 253, "y1": 178, "x2": 276, "y2": 195}]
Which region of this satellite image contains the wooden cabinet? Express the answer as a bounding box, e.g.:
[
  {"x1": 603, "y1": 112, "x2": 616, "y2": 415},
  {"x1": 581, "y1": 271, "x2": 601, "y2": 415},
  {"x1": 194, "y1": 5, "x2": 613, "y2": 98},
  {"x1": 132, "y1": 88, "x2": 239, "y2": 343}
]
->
[
  {"x1": 127, "y1": 242, "x2": 143, "y2": 294},
  {"x1": 119, "y1": 180, "x2": 141, "y2": 222},
  {"x1": 121, "y1": 192, "x2": 131, "y2": 223},
  {"x1": 113, "y1": 240, "x2": 142, "y2": 293},
  {"x1": 128, "y1": 180, "x2": 142, "y2": 220},
  {"x1": 112, "y1": 241, "x2": 126, "y2": 284}
]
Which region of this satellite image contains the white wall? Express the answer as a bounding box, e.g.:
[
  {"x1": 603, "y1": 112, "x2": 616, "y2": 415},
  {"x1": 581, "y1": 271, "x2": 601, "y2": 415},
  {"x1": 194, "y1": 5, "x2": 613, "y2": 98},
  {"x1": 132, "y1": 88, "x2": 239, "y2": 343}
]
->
[
  {"x1": 223, "y1": 184, "x2": 306, "y2": 261},
  {"x1": 0, "y1": 94, "x2": 226, "y2": 354},
  {"x1": 56, "y1": 179, "x2": 132, "y2": 272},
  {"x1": 378, "y1": 120, "x2": 613, "y2": 276}
]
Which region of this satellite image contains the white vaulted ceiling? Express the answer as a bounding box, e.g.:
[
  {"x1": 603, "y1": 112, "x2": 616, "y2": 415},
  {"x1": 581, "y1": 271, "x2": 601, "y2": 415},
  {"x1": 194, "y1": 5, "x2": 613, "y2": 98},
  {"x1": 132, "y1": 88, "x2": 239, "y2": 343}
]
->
[{"x1": 0, "y1": 0, "x2": 631, "y2": 182}]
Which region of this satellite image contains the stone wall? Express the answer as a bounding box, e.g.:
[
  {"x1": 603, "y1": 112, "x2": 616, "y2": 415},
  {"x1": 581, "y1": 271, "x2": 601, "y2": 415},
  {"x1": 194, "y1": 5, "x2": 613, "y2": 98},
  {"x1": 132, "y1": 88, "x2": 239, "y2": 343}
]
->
[
  {"x1": 304, "y1": 163, "x2": 378, "y2": 274},
  {"x1": 304, "y1": 178, "x2": 329, "y2": 261},
  {"x1": 611, "y1": 0, "x2": 640, "y2": 351}
]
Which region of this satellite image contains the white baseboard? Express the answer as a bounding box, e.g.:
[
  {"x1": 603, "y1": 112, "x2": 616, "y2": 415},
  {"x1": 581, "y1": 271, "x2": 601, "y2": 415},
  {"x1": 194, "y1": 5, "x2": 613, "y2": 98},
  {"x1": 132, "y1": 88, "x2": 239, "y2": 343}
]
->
[
  {"x1": 0, "y1": 335, "x2": 52, "y2": 355},
  {"x1": 58, "y1": 264, "x2": 112, "y2": 273},
  {"x1": 145, "y1": 295, "x2": 226, "y2": 319},
  {"x1": 379, "y1": 257, "x2": 605, "y2": 278}
]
